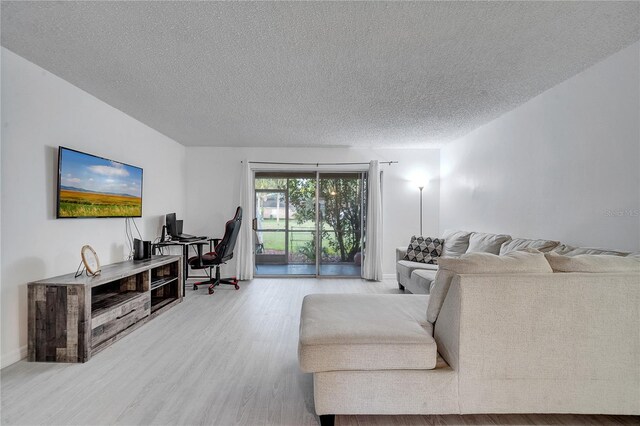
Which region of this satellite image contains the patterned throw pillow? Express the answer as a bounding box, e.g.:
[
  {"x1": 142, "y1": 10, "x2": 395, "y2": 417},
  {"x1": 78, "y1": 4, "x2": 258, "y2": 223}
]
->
[{"x1": 403, "y1": 236, "x2": 444, "y2": 264}]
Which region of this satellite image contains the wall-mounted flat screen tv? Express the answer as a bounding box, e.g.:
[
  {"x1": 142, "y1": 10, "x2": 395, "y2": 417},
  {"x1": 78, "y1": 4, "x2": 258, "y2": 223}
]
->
[{"x1": 57, "y1": 147, "x2": 143, "y2": 218}]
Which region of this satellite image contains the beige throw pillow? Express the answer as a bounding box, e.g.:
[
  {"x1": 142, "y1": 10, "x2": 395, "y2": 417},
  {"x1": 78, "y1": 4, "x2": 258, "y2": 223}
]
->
[
  {"x1": 544, "y1": 252, "x2": 640, "y2": 273},
  {"x1": 426, "y1": 250, "x2": 552, "y2": 324}
]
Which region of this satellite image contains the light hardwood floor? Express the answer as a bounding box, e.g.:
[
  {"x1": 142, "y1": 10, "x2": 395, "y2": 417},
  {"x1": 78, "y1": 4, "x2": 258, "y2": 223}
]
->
[{"x1": 1, "y1": 278, "x2": 638, "y2": 426}]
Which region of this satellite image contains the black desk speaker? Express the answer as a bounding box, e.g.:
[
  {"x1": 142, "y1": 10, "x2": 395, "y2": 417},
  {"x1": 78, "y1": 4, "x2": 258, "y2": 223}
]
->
[{"x1": 134, "y1": 238, "x2": 152, "y2": 260}]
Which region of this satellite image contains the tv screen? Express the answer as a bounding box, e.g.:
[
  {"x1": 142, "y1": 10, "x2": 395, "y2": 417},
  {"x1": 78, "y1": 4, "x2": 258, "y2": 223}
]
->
[{"x1": 57, "y1": 147, "x2": 143, "y2": 218}]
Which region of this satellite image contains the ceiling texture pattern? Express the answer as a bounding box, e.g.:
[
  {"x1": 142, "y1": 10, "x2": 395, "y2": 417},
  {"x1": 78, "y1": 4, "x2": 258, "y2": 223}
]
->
[{"x1": 2, "y1": 1, "x2": 639, "y2": 148}]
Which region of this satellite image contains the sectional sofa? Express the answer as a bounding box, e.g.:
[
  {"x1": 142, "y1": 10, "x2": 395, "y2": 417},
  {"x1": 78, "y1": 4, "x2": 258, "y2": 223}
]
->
[
  {"x1": 299, "y1": 237, "x2": 640, "y2": 425},
  {"x1": 396, "y1": 229, "x2": 636, "y2": 294}
]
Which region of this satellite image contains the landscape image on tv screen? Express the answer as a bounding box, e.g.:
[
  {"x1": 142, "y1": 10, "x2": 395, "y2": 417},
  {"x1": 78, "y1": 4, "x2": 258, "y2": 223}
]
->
[{"x1": 57, "y1": 147, "x2": 143, "y2": 218}]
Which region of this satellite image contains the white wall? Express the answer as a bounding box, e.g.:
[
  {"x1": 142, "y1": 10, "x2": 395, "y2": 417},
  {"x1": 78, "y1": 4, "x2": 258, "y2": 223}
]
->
[
  {"x1": 0, "y1": 48, "x2": 187, "y2": 367},
  {"x1": 440, "y1": 42, "x2": 640, "y2": 251},
  {"x1": 185, "y1": 147, "x2": 440, "y2": 276}
]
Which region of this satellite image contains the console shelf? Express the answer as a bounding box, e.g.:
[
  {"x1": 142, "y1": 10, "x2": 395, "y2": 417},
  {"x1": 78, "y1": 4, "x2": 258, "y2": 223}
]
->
[
  {"x1": 28, "y1": 255, "x2": 183, "y2": 363},
  {"x1": 151, "y1": 297, "x2": 177, "y2": 313},
  {"x1": 150, "y1": 276, "x2": 179, "y2": 291},
  {"x1": 91, "y1": 291, "x2": 142, "y2": 318}
]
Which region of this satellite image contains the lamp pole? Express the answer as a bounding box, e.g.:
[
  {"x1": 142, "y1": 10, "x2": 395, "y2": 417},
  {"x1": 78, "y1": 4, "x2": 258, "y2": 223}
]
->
[{"x1": 419, "y1": 186, "x2": 424, "y2": 236}]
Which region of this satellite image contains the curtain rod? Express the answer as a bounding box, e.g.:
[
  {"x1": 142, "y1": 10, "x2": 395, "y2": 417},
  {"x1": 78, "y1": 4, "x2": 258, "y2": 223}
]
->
[{"x1": 241, "y1": 161, "x2": 398, "y2": 166}]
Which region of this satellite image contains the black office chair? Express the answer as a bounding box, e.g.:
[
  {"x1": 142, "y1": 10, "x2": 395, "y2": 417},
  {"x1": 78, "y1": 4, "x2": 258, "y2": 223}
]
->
[{"x1": 188, "y1": 206, "x2": 242, "y2": 294}]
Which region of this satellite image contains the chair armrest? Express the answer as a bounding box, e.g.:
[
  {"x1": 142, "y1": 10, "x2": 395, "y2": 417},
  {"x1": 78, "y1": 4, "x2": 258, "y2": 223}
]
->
[
  {"x1": 396, "y1": 246, "x2": 407, "y2": 262},
  {"x1": 191, "y1": 241, "x2": 209, "y2": 260}
]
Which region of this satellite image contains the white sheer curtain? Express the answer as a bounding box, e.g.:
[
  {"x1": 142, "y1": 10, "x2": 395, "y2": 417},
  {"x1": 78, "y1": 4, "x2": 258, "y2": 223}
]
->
[
  {"x1": 236, "y1": 160, "x2": 254, "y2": 280},
  {"x1": 362, "y1": 160, "x2": 383, "y2": 281}
]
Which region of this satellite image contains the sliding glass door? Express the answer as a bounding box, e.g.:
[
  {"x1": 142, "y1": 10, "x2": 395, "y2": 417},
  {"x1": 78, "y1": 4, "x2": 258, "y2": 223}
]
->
[
  {"x1": 254, "y1": 171, "x2": 365, "y2": 277},
  {"x1": 255, "y1": 173, "x2": 317, "y2": 276},
  {"x1": 318, "y1": 173, "x2": 365, "y2": 276}
]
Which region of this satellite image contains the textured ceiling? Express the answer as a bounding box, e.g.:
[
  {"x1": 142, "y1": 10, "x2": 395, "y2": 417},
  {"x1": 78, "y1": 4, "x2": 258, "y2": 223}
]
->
[{"x1": 2, "y1": 1, "x2": 639, "y2": 148}]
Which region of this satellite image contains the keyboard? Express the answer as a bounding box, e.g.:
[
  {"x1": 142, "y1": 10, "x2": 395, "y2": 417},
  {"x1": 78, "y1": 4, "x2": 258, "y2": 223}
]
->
[{"x1": 175, "y1": 235, "x2": 208, "y2": 242}]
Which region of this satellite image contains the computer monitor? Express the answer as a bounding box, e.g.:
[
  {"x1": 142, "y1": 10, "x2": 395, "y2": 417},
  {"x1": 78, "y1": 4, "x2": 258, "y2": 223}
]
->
[{"x1": 165, "y1": 213, "x2": 177, "y2": 237}]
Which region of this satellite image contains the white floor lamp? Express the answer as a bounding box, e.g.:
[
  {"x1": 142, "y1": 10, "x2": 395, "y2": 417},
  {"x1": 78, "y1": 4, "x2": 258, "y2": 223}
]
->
[{"x1": 418, "y1": 185, "x2": 424, "y2": 236}]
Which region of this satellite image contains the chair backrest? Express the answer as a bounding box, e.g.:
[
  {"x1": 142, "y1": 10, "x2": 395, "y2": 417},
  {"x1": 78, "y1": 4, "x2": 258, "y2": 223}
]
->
[{"x1": 215, "y1": 206, "x2": 242, "y2": 263}]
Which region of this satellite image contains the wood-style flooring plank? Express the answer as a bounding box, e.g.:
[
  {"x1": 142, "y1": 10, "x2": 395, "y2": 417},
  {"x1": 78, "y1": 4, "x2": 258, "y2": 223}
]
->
[{"x1": 2, "y1": 278, "x2": 638, "y2": 426}]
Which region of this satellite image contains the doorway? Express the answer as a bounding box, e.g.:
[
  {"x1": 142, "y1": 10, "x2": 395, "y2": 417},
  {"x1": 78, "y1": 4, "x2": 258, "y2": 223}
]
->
[{"x1": 254, "y1": 171, "x2": 366, "y2": 277}]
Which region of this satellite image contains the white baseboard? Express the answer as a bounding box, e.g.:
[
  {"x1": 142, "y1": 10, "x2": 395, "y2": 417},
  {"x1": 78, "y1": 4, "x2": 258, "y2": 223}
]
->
[
  {"x1": 1, "y1": 345, "x2": 27, "y2": 369},
  {"x1": 382, "y1": 273, "x2": 396, "y2": 280}
]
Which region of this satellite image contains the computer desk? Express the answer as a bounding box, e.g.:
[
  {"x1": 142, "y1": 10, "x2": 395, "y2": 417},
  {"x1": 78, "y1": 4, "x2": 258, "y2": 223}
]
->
[{"x1": 152, "y1": 238, "x2": 210, "y2": 295}]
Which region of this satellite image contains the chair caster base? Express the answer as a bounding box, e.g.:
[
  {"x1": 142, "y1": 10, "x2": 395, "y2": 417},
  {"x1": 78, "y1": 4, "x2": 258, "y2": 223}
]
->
[{"x1": 190, "y1": 277, "x2": 238, "y2": 294}]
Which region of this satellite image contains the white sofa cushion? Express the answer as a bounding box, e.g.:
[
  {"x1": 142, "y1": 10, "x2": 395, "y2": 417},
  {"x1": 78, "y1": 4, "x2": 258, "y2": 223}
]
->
[
  {"x1": 299, "y1": 294, "x2": 436, "y2": 372},
  {"x1": 545, "y1": 252, "x2": 640, "y2": 273},
  {"x1": 397, "y1": 260, "x2": 438, "y2": 281},
  {"x1": 500, "y1": 238, "x2": 560, "y2": 255},
  {"x1": 466, "y1": 232, "x2": 511, "y2": 254},
  {"x1": 427, "y1": 250, "x2": 553, "y2": 324},
  {"x1": 441, "y1": 229, "x2": 472, "y2": 258},
  {"x1": 408, "y1": 269, "x2": 437, "y2": 294},
  {"x1": 552, "y1": 244, "x2": 630, "y2": 256}
]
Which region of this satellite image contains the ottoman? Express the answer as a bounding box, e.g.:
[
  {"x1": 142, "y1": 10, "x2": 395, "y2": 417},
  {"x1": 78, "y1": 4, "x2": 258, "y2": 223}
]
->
[{"x1": 298, "y1": 293, "x2": 452, "y2": 425}]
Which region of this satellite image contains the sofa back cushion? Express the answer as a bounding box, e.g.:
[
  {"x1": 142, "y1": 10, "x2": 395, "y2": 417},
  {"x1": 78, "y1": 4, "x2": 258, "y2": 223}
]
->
[
  {"x1": 466, "y1": 232, "x2": 511, "y2": 254},
  {"x1": 551, "y1": 244, "x2": 630, "y2": 257},
  {"x1": 500, "y1": 238, "x2": 560, "y2": 255},
  {"x1": 426, "y1": 250, "x2": 552, "y2": 324},
  {"x1": 441, "y1": 229, "x2": 472, "y2": 258},
  {"x1": 545, "y1": 252, "x2": 640, "y2": 273}
]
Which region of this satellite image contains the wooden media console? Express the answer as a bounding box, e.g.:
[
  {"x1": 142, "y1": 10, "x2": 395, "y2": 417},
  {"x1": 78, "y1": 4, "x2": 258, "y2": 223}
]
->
[{"x1": 28, "y1": 255, "x2": 183, "y2": 363}]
